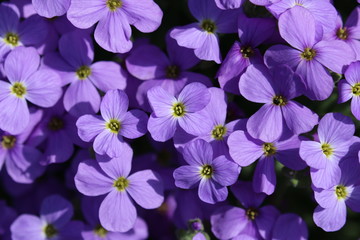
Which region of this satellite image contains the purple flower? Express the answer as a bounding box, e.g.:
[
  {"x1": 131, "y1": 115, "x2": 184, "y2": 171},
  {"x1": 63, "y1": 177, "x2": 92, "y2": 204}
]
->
[
  {"x1": 170, "y1": 0, "x2": 240, "y2": 63},
  {"x1": 0, "y1": 47, "x2": 62, "y2": 134},
  {"x1": 0, "y1": 3, "x2": 47, "y2": 61},
  {"x1": 210, "y1": 181, "x2": 280, "y2": 239},
  {"x1": 0, "y1": 109, "x2": 45, "y2": 183},
  {"x1": 338, "y1": 61, "x2": 360, "y2": 120},
  {"x1": 240, "y1": 64, "x2": 318, "y2": 142},
  {"x1": 10, "y1": 194, "x2": 83, "y2": 240},
  {"x1": 173, "y1": 139, "x2": 240, "y2": 204},
  {"x1": 126, "y1": 34, "x2": 211, "y2": 111},
  {"x1": 313, "y1": 155, "x2": 360, "y2": 232},
  {"x1": 271, "y1": 213, "x2": 308, "y2": 240},
  {"x1": 264, "y1": 6, "x2": 355, "y2": 100},
  {"x1": 42, "y1": 30, "x2": 127, "y2": 117},
  {"x1": 217, "y1": 14, "x2": 276, "y2": 94},
  {"x1": 300, "y1": 113, "x2": 355, "y2": 189},
  {"x1": 214, "y1": 0, "x2": 244, "y2": 9},
  {"x1": 250, "y1": 0, "x2": 280, "y2": 6},
  {"x1": 173, "y1": 87, "x2": 247, "y2": 158},
  {"x1": 74, "y1": 149, "x2": 164, "y2": 232},
  {"x1": 77, "y1": 89, "x2": 148, "y2": 157},
  {"x1": 26, "y1": 100, "x2": 86, "y2": 165},
  {"x1": 147, "y1": 82, "x2": 210, "y2": 142},
  {"x1": 32, "y1": 0, "x2": 70, "y2": 18},
  {"x1": 324, "y1": 7, "x2": 360, "y2": 59},
  {"x1": 267, "y1": 0, "x2": 337, "y2": 32},
  {"x1": 67, "y1": 0, "x2": 163, "y2": 53},
  {"x1": 228, "y1": 130, "x2": 306, "y2": 194}
]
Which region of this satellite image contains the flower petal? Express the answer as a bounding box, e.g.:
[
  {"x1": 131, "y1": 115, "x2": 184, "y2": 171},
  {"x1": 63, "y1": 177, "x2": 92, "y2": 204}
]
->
[
  {"x1": 67, "y1": 0, "x2": 107, "y2": 29},
  {"x1": 0, "y1": 95, "x2": 29, "y2": 135},
  {"x1": 313, "y1": 203, "x2": 346, "y2": 232},
  {"x1": 147, "y1": 114, "x2": 177, "y2": 142},
  {"x1": 99, "y1": 190, "x2": 137, "y2": 232},
  {"x1": 212, "y1": 155, "x2": 240, "y2": 186},
  {"x1": 74, "y1": 159, "x2": 113, "y2": 196},
  {"x1": 10, "y1": 215, "x2": 43, "y2": 240},
  {"x1": 93, "y1": 130, "x2": 127, "y2": 158},
  {"x1": 253, "y1": 156, "x2": 276, "y2": 195},
  {"x1": 147, "y1": 86, "x2": 175, "y2": 118},
  {"x1": 120, "y1": 109, "x2": 148, "y2": 139},
  {"x1": 183, "y1": 139, "x2": 213, "y2": 165},
  {"x1": 76, "y1": 114, "x2": 105, "y2": 142},
  {"x1": 127, "y1": 170, "x2": 164, "y2": 209},
  {"x1": 173, "y1": 165, "x2": 201, "y2": 189},
  {"x1": 198, "y1": 178, "x2": 228, "y2": 204},
  {"x1": 100, "y1": 89, "x2": 129, "y2": 122},
  {"x1": 178, "y1": 82, "x2": 210, "y2": 112},
  {"x1": 299, "y1": 140, "x2": 327, "y2": 169},
  {"x1": 40, "y1": 195, "x2": 73, "y2": 228},
  {"x1": 88, "y1": 61, "x2": 127, "y2": 91}
]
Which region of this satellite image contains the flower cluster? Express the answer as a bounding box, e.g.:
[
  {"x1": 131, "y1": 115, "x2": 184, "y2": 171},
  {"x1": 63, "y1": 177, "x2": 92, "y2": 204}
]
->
[{"x1": 1, "y1": 0, "x2": 360, "y2": 239}]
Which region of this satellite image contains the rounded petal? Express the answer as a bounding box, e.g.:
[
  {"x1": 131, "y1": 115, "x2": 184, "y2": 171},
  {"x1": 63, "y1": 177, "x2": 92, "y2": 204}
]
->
[
  {"x1": 212, "y1": 155, "x2": 240, "y2": 186},
  {"x1": 127, "y1": 170, "x2": 164, "y2": 209},
  {"x1": 337, "y1": 79, "x2": 352, "y2": 104},
  {"x1": 344, "y1": 61, "x2": 360, "y2": 85},
  {"x1": 173, "y1": 165, "x2": 201, "y2": 189},
  {"x1": 147, "y1": 114, "x2": 177, "y2": 142},
  {"x1": 0, "y1": 95, "x2": 29, "y2": 135},
  {"x1": 99, "y1": 190, "x2": 137, "y2": 232},
  {"x1": 74, "y1": 159, "x2": 113, "y2": 196},
  {"x1": 256, "y1": 205, "x2": 280, "y2": 239},
  {"x1": 264, "y1": 45, "x2": 302, "y2": 70},
  {"x1": 93, "y1": 130, "x2": 127, "y2": 158},
  {"x1": 211, "y1": 206, "x2": 247, "y2": 239},
  {"x1": 272, "y1": 213, "x2": 308, "y2": 240},
  {"x1": 299, "y1": 141, "x2": 327, "y2": 169},
  {"x1": 95, "y1": 11, "x2": 132, "y2": 53},
  {"x1": 178, "y1": 82, "x2": 210, "y2": 112},
  {"x1": 310, "y1": 161, "x2": 341, "y2": 189},
  {"x1": 239, "y1": 64, "x2": 275, "y2": 103},
  {"x1": 194, "y1": 33, "x2": 221, "y2": 63},
  {"x1": 89, "y1": 61, "x2": 127, "y2": 91},
  {"x1": 147, "y1": 86, "x2": 175, "y2": 118},
  {"x1": 25, "y1": 69, "x2": 62, "y2": 107},
  {"x1": 351, "y1": 96, "x2": 360, "y2": 120},
  {"x1": 4, "y1": 46, "x2": 39, "y2": 83},
  {"x1": 253, "y1": 156, "x2": 276, "y2": 195},
  {"x1": 33, "y1": 0, "x2": 70, "y2": 18},
  {"x1": 76, "y1": 114, "x2": 105, "y2": 142},
  {"x1": 170, "y1": 23, "x2": 206, "y2": 49},
  {"x1": 313, "y1": 203, "x2": 346, "y2": 232},
  {"x1": 10, "y1": 214, "x2": 43, "y2": 240},
  {"x1": 67, "y1": 0, "x2": 107, "y2": 29},
  {"x1": 183, "y1": 139, "x2": 213, "y2": 165},
  {"x1": 64, "y1": 80, "x2": 101, "y2": 117},
  {"x1": 100, "y1": 89, "x2": 129, "y2": 122},
  {"x1": 228, "y1": 130, "x2": 264, "y2": 167},
  {"x1": 120, "y1": 110, "x2": 148, "y2": 139},
  {"x1": 246, "y1": 104, "x2": 283, "y2": 143},
  {"x1": 198, "y1": 178, "x2": 228, "y2": 204},
  {"x1": 282, "y1": 101, "x2": 318, "y2": 135}
]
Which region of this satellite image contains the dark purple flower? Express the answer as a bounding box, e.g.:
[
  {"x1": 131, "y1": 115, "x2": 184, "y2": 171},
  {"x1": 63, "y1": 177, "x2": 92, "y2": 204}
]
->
[
  {"x1": 211, "y1": 181, "x2": 280, "y2": 239},
  {"x1": 10, "y1": 195, "x2": 83, "y2": 240},
  {"x1": 271, "y1": 213, "x2": 308, "y2": 240},
  {"x1": 0, "y1": 3, "x2": 47, "y2": 61},
  {"x1": 217, "y1": 14, "x2": 276, "y2": 94},
  {"x1": 42, "y1": 30, "x2": 127, "y2": 117},
  {"x1": 240, "y1": 64, "x2": 318, "y2": 142},
  {"x1": 265, "y1": 6, "x2": 355, "y2": 100},
  {"x1": 0, "y1": 201, "x2": 17, "y2": 240},
  {"x1": 173, "y1": 139, "x2": 240, "y2": 204},
  {"x1": 170, "y1": 0, "x2": 240, "y2": 63},
  {"x1": 228, "y1": 130, "x2": 306, "y2": 194}
]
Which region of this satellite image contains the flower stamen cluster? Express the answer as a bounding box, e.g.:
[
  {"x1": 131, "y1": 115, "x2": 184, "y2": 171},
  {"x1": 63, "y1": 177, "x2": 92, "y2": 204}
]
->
[
  {"x1": 76, "y1": 65, "x2": 91, "y2": 79},
  {"x1": 1, "y1": 135, "x2": 16, "y2": 149},
  {"x1": 113, "y1": 177, "x2": 129, "y2": 191}
]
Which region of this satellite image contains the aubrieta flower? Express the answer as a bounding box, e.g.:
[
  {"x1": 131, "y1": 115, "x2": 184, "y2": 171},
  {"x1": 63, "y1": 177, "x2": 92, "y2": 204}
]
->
[
  {"x1": 32, "y1": 0, "x2": 70, "y2": 18},
  {"x1": 325, "y1": 7, "x2": 360, "y2": 59},
  {"x1": 67, "y1": 0, "x2": 163, "y2": 53},
  {"x1": 0, "y1": 3, "x2": 47, "y2": 61},
  {"x1": 10, "y1": 195, "x2": 83, "y2": 240},
  {"x1": 170, "y1": 0, "x2": 240, "y2": 63},
  {"x1": 173, "y1": 139, "x2": 240, "y2": 204},
  {"x1": 313, "y1": 155, "x2": 360, "y2": 232},
  {"x1": 228, "y1": 130, "x2": 306, "y2": 195},
  {"x1": 214, "y1": 0, "x2": 244, "y2": 10},
  {"x1": 0, "y1": 109, "x2": 45, "y2": 183},
  {"x1": 147, "y1": 82, "x2": 210, "y2": 142},
  {"x1": 126, "y1": 34, "x2": 211, "y2": 111},
  {"x1": 0, "y1": 46, "x2": 62, "y2": 134},
  {"x1": 174, "y1": 87, "x2": 247, "y2": 158},
  {"x1": 217, "y1": 14, "x2": 275, "y2": 94},
  {"x1": 264, "y1": 6, "x2": 355, "y2": 100},
  {"x1": 75, "y1": 149, "x2": 164, "y2": 232},
  {"x1": 239, "y1": 64, "x2": 318, "y2": 142},
  {"x1": 211, "y1": 181, "x2": 280, "y2": 239},
  {"x1": 42, "y1": 30, "x2": 127, "y2": 117},
  {"x1": 271, "y1": 213, "x2": 308, "y2": 239},
  {"x1": 300, "y1": 113, "x2": 355, "y2": 189},
  {"x1": 267, "y1": 0, "x2": 337, "y2": 32},
  {"x1": 338, "y1": 61, "x2": 360, "y2": 120},
  {"x1": 77, "y1": 89, "x2": 148, "y2": 157}
]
